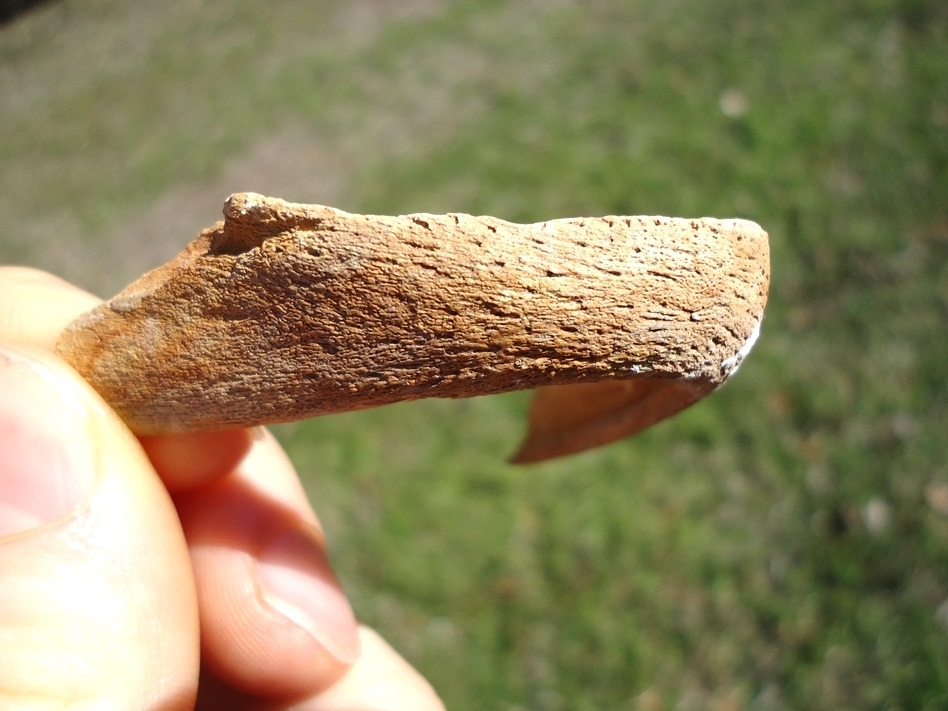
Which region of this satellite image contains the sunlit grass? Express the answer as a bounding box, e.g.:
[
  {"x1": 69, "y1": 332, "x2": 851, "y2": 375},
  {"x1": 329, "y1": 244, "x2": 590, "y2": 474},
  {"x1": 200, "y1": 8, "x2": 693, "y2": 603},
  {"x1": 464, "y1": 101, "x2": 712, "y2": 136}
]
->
[{"x1": 2, "y1": 0, "x2": 946, "y2": 708}]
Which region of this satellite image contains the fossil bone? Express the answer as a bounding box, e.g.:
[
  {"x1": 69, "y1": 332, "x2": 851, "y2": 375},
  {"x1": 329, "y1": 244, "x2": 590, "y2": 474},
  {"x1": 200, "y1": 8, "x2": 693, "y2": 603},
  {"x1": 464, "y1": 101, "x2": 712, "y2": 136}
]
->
[{"x1": 55, "y1": 193, "x2": 770, "y2": 462}]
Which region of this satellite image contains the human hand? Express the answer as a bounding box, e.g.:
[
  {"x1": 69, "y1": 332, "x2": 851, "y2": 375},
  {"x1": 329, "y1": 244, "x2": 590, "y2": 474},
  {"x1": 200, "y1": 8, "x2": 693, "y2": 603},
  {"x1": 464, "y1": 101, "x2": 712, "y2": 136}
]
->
[{"x1": 0, "y1": 267, "x2": 444, "y2": 710}]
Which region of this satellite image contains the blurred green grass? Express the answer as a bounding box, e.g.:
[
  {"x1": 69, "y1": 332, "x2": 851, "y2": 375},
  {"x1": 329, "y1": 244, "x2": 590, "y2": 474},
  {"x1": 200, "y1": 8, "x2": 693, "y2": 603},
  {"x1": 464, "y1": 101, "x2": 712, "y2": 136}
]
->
[{"x1": 2, "y1": 0, "x2": 947, "y2": 708}]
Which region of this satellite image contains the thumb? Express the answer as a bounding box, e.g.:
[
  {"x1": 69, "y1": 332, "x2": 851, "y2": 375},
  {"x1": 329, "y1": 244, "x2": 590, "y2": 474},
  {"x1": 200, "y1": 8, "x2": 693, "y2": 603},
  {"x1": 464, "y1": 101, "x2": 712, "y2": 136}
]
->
[{"x1": 0, "y1": 343, "x2": 199, "y2": 710}]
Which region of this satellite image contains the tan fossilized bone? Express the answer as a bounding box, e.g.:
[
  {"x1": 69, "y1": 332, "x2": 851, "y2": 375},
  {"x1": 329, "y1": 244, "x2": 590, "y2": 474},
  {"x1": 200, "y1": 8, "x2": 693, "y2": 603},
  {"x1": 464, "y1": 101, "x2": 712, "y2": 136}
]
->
[{"x1": 55, "y1": 193, "x2": 769, "y2": 463}]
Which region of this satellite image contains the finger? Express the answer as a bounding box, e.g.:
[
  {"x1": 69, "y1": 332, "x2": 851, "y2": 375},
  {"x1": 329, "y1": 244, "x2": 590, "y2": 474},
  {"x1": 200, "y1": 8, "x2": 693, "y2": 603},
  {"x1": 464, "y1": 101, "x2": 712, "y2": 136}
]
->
[
  {"x1": 306, "y1": 627, "x2": 445, "y2": 711},
  {"x1": 0, "y1": 342, "x2": 199, "y2": 709},
  {"x1": 139, "y1": 428, "x2": 255, "y2": 492},
  {"x1": 0, "y1": 266, "x2": 101, "y2": 349},
  {"x1": 173, "y1": 429, "x2": 359, "y2": 700},
  {"x1": 194, "y1": 627, "x2": 445, "y2": 710}
]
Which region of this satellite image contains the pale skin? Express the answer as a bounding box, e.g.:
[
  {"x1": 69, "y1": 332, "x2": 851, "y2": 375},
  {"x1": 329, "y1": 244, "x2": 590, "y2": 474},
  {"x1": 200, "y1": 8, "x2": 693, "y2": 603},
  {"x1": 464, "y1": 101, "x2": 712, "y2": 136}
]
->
[{"x1": 0, "y1": 267, "x2": 444, "y2": 710}]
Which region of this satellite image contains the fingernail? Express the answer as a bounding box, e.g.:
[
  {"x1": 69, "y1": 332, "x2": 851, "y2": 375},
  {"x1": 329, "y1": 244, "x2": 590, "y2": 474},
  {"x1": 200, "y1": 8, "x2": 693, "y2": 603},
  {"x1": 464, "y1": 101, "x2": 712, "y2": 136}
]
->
[
  {"x1": 257, "y1": 528, "x2": 361, "y2": 664},
  {"x1": 0, "y1": 346, "x2": 98, "y2": 537}
]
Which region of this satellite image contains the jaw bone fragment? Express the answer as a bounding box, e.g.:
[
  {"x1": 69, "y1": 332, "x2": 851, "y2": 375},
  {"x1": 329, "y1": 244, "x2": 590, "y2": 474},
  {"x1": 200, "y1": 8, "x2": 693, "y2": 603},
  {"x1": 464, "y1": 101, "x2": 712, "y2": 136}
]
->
[{"x1": 56, "y1": 193, "x2": 770, "y2": 463}]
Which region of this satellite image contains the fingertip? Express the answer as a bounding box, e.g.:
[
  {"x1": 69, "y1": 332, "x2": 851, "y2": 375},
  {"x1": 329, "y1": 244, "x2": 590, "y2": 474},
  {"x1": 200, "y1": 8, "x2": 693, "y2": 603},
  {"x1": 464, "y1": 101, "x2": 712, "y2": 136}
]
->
[
  {"x1": 257, "y1": 528, "x2": 361, "y2": 666},
  {"x1": 193, "y1": 627, "x2": 445, "y2": 711},
  {"x1": 177, "y1": 468, "x2": 358, "y2": 699},
  {"x1": 0, "y1": 267, "x2": 101, "y2": 349},
  {"x1": 140, "y1": 428, "x2": 256, "y2": 492},
  {"x1": 0, "y1": 341, "x2": 199, "y2": 709},
  {"x1": 0, "y1": 345, "x2": 98, "y2": 536},
  {"x1": 307, "y1": 627, "x2": 446, "y2": 711}
]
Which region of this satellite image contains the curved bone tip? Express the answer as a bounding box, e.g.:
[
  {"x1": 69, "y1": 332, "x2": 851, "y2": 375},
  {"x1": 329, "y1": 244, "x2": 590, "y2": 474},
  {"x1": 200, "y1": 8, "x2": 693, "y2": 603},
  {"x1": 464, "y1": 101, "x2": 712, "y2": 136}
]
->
[{"x1": 721, "y1": 318, "x2": 762, "y2": 377}]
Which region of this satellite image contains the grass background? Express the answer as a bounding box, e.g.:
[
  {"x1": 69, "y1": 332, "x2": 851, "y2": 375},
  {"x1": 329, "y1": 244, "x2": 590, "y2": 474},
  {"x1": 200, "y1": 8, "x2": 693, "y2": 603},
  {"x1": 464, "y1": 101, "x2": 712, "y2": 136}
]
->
[{"x1": 2, "y1": 0, "x2": 947, "y2": 708}]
